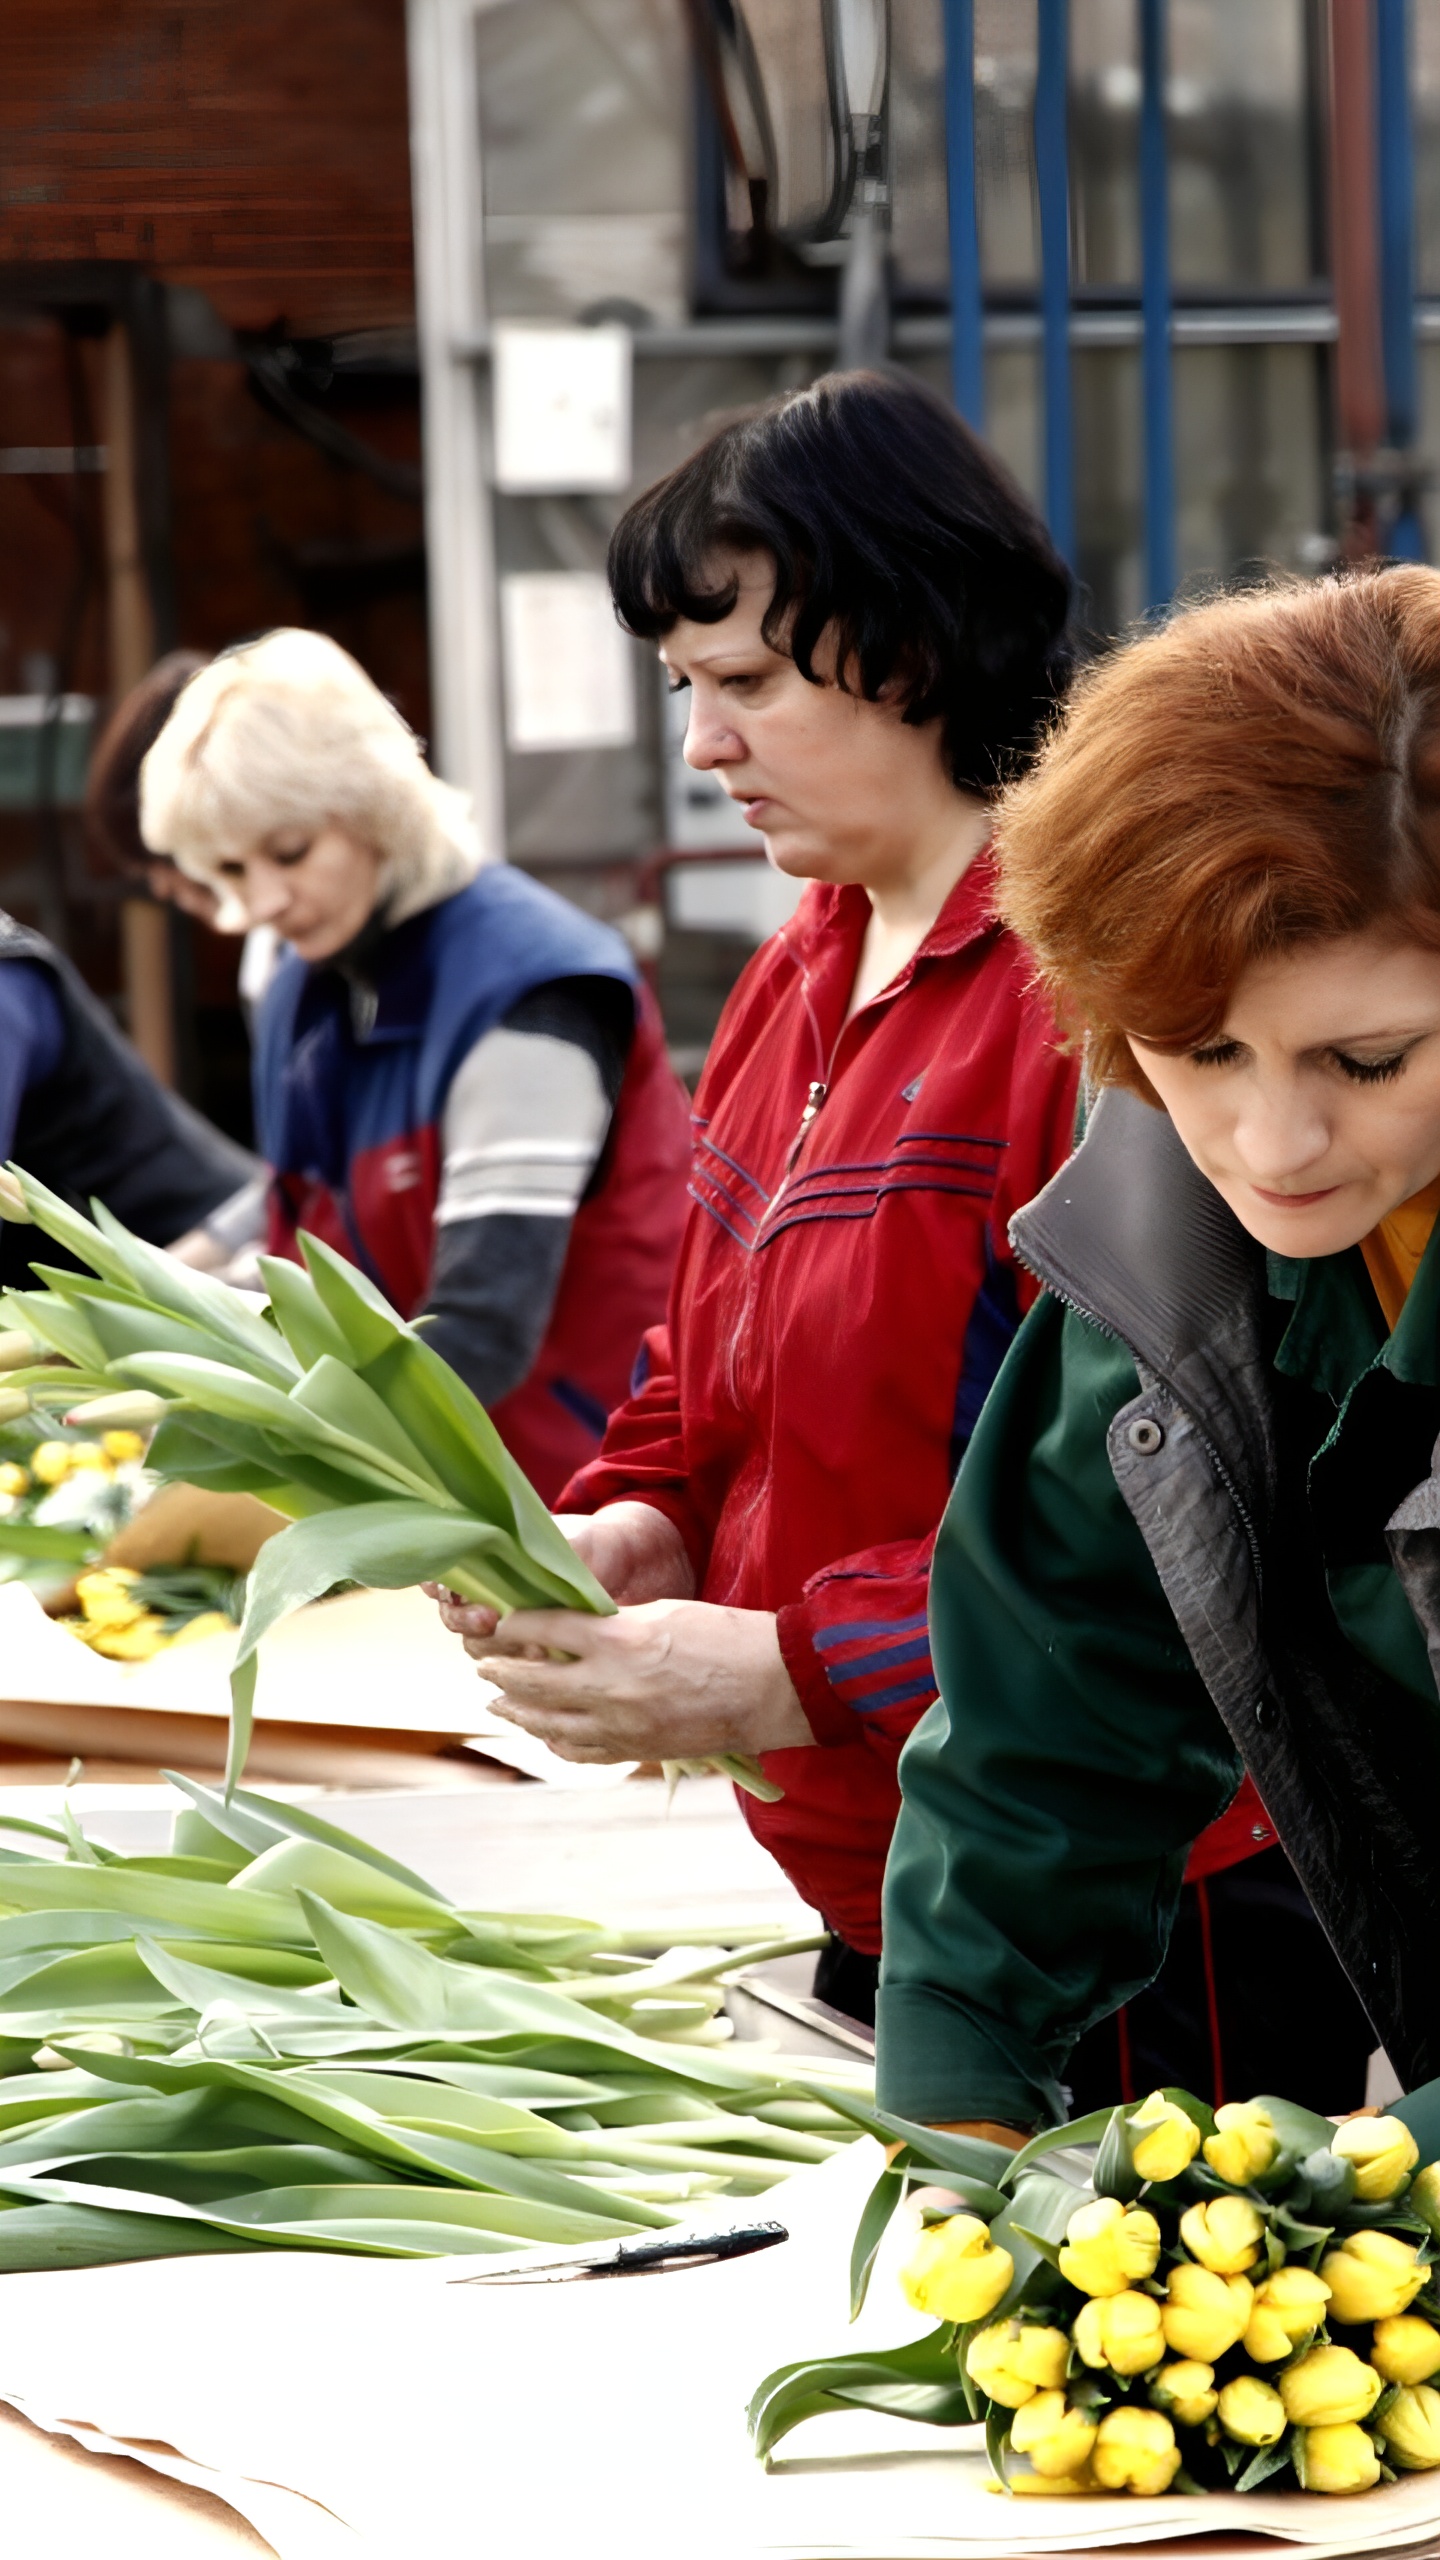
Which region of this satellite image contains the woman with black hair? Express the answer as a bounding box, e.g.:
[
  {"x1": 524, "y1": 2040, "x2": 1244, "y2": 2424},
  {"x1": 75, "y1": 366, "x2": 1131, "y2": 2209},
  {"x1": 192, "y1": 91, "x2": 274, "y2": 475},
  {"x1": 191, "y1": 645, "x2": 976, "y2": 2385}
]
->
[{"x1": 436, "y1": 370, "x2": 1080, "y2": 2019}]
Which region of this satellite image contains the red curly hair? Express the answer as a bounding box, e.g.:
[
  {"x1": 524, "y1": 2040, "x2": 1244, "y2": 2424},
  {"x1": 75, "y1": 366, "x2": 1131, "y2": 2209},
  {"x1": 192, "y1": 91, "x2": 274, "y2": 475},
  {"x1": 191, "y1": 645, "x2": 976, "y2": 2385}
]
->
[{"x1": 995, "y1": 568, "x2": 1440, "y2": 1096}]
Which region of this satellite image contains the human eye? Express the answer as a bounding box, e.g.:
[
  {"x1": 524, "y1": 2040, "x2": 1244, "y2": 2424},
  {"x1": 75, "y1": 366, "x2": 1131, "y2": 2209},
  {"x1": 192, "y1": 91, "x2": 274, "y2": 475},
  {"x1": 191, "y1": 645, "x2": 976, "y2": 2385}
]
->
[
  {"x1": 216, "y1": 858, "x2": 245, "y2": 879},
  {"x1": 663, "y1": 673, "x2": 690, "y2": 696},
  {"x1": 1331, "y1": 1048, "x2": 1409, "y2": 1085},
  {"x1": 1188, "y1": 1039, "x2": 1245, "y2": 1071}
]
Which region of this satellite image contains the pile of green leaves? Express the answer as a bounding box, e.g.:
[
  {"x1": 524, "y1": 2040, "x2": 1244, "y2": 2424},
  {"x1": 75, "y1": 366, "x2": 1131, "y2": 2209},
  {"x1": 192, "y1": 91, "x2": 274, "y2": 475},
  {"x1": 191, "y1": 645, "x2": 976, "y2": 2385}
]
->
[
  {"x1": 0, "y1": 1164, "x2": 774, "y2": 1799},
  {"x1": 0, "y1": 1777, "x2": 873, "y2": 2272}
]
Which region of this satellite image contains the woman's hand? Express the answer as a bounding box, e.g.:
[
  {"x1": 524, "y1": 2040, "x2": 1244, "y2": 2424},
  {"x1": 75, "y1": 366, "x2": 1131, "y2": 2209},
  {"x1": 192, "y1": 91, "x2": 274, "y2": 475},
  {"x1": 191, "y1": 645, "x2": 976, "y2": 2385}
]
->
[
  {"x1": 433, "y1": 1595, "x2": 817, "y2": 1765},
  {"x1": 424, "y1": 1502, "x2": 695, "y2": 1644}
]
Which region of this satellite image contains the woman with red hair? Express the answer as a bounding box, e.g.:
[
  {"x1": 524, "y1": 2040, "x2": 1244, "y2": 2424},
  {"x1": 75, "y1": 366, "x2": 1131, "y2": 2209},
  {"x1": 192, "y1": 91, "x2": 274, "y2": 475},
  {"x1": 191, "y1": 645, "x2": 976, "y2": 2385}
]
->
[{"x1": 879, "y1": 568, "x2": 1440, "y2": 2144}]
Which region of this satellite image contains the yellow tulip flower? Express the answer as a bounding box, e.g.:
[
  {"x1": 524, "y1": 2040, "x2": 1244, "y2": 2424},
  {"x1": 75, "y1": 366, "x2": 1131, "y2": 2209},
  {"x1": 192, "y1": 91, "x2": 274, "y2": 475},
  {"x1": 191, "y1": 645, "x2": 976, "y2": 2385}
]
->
[
  {"x1": 1320, "y1": 2230, "x2": 1426, "y2": 2326},
  {"x1": 1299, "y1": 2421, "x2": 1382, "y2": 2495},
  {"x1": 1180, "y1": 2194, "x2": 1265, "y2": 2275},
  {"x1": 1091, "y1": 2405, "x2": 1181, "y2": 2495},
  {"x1": 899, "y1": 2214, "x2": 1014, "y2": 2325},
  {"x1": 1331, "y1": 2114, "x2": 1421, "y2": 2203},
  {"x1": 0, "y1": 1461, "x2": 30, "y2": 1498},
  {"x1": 1058, "y1": 2195, "x2": 1161, "y2": 2297},
  {"x1": 1072, "y1": 2288, "x2": 1167, "y2": 2377},
  {"x1": 1377, "y1": 2383, "x2": 1440, "y2": 2472},
  {"x1": 1279, "y1": 2344, "x2": 1382, "y2": 2430},
  {"x1": 30, "y1": 1438, "x2": 78, "y2": 1485},
  {"x1": 1203, "y1": 2100, "x2": 1278, "y2": 2187},
  {"x1": 1009, "y1": 2389, "x2": 1099, "y2": 2479},
  {"x1": 1148, "y1": 2360, "x2": 1218, "y2": 2428},
  {"x1": 1129, "y1": 2092, "x2": 1201, "y2": 2183},
  {"x1": 100, "y1": 1428, "x2": 147, "y2": 1465},
  {"x1": 1217, "y1": 2374, "x2": 1287, "y2": 2447},
  {"x1": 1161, "y1": 2263, "x2": 1254, "y2": 2362},
  {"x1": 1244, "y1": 2266, "x2": 1332, "y2": 2363},
  {"x1": 74, "y1": 1567, "x2": 145, "y2": 1630},
  {"x1": 1371, "y1": 2316, "x2": 1440, "y2": 2387},
  {"x1": 965, "y1": 2319, "x2": 1069, "y2": 2409}
]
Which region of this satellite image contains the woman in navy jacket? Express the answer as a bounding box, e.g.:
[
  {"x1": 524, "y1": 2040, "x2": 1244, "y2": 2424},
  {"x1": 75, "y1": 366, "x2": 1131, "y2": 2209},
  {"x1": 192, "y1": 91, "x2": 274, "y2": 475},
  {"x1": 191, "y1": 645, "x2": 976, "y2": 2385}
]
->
[{"x1": 141, "y1": 631, "x2": 690, "y2": 1503}]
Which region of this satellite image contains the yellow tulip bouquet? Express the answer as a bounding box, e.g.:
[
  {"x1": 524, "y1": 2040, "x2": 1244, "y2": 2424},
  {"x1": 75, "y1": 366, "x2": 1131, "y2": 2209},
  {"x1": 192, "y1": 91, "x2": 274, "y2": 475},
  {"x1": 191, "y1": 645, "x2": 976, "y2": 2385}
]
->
[
  {"x1": 0, "y1": 1164, "x2": 775, "y2": 1800},
  {"x1": 749, "y1": 2087, "x2": 1440, "y2": 2501}
]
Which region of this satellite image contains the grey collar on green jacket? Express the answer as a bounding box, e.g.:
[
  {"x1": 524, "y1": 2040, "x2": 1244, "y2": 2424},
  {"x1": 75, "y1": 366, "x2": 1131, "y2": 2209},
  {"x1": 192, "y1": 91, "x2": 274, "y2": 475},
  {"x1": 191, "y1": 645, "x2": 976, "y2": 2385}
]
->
[{"x1": 1009, "y1": 1085, "x2": 1278, "y2": 1532}]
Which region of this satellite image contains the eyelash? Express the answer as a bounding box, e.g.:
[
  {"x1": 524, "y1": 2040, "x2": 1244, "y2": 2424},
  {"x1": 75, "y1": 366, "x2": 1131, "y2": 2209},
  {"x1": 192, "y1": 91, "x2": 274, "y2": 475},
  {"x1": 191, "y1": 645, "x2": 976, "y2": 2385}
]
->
[{"x1": 1187, "y1": 1041, "x2": 1410, "y2": 1084}]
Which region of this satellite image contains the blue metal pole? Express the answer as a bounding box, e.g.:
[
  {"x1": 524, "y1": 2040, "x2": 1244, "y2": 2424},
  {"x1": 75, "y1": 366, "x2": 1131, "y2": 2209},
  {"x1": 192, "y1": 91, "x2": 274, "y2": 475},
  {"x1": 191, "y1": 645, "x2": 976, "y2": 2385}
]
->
[
  {"x1": 1374, "y1": 0, "x2": 1424, "y2": 557},
  {"x1": 1034, "y1": 0, "x2": 1074, "y2": 562},
  {"x1": 943, "y1": 0, "x2": 985, "y2": 429},
  {"x1": 1139, "y1": 0, "x2": 1176, "y2": 607}
]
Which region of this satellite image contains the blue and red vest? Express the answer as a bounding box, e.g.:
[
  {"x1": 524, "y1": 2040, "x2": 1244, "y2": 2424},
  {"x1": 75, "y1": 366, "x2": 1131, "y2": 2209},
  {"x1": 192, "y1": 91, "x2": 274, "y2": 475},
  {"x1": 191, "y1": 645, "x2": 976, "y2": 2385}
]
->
[{"x1": 254, "y1": 869, "x2": 691, "y2": 1500}]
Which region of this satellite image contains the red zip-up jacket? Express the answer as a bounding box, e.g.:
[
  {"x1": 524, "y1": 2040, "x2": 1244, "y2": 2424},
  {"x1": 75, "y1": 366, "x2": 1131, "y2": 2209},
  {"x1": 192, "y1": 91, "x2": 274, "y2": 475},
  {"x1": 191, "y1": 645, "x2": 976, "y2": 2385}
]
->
[{"x1": 561, "y1": 853, "x2": 1080, "y2": 1949}]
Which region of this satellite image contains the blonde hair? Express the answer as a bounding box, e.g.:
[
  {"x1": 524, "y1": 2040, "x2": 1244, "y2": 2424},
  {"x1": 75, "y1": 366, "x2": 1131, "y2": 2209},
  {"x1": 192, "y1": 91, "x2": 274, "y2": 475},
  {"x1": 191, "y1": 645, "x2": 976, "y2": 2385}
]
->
[{"x1": 138, "y1": 629, "x2": 485, "y2": 930}]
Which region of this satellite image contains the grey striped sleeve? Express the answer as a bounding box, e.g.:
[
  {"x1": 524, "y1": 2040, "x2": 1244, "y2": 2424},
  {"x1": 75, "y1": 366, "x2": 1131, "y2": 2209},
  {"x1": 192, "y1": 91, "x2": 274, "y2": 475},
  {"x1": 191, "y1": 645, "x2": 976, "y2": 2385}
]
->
[{"x1": 434, "y1": 1025, "x2": 612, "y2": 1226}]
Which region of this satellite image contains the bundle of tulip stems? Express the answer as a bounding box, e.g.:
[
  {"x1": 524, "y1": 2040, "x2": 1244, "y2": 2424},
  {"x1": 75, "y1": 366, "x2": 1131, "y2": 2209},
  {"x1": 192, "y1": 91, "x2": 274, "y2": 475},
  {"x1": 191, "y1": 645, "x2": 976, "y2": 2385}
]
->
[
  {"x1": 0, "y1": 1774, "x2": 878, "y2": 2269},
  {"x1": 0, "y1": 1163, "x2": 776, "y2": 1801},
  {"x1": 750, "y1": 2087, "x2": 1440, "y2": 2500}
]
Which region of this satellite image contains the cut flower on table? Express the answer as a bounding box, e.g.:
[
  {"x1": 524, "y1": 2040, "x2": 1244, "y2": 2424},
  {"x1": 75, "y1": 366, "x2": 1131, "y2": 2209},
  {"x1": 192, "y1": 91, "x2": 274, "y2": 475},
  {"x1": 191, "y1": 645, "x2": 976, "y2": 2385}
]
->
[{"x1": 748, "y1": 2084, "x2": 1440, "y2": 2503}]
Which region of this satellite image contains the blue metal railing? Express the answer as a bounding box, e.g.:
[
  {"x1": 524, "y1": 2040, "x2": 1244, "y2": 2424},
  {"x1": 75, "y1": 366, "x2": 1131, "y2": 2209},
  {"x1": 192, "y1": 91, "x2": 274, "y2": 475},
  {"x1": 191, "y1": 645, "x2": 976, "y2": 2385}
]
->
[
  {"x1": 943, "y1": 0, "x2": 1425, "y2": 595},
  {"x1": 1034, "y1": 0, "x2": 1075, "y2": 565},
  {"x1": 1138, "y1": 0, "x2": 1177, "y2": 609},
  {"x1": 942, "y1": 0, "x2": 985, "y2": 431}
]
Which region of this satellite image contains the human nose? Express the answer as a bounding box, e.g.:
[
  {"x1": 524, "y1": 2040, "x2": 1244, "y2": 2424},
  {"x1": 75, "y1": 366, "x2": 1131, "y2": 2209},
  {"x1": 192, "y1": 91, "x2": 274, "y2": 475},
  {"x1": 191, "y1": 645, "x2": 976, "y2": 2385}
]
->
[
  {"x1": 683, "y1": 688, "x2": 744, "y2": 772},
  {"x1": 240, "y1": 865, "x2": 292, "y2": 926},
  {"x1": 1228, "y1": 1075, "x2": 1333, "y2": 1185}
]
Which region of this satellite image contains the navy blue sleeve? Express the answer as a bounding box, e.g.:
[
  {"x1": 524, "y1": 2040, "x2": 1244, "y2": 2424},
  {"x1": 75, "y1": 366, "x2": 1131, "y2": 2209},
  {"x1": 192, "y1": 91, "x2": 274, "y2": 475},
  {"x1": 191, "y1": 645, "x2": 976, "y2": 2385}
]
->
[{"x1": 0, "y1": 962, "x2": 65, "y2": 1162}]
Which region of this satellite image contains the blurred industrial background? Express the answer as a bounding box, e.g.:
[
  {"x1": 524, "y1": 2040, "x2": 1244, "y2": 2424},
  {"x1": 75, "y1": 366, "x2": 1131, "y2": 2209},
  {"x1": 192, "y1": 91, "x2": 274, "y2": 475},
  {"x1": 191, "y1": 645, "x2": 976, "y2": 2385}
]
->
[{"x1": 2, "y1": 0, "x2": 1438, "y2": 1126}]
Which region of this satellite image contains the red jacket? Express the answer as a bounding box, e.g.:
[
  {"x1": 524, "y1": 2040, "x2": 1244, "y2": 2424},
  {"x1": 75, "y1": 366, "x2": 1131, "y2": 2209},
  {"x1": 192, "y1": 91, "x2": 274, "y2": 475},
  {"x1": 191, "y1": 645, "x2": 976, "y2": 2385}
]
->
[{"x1": 562, "y1": 855, "x2": 1081, "y2": 1949}]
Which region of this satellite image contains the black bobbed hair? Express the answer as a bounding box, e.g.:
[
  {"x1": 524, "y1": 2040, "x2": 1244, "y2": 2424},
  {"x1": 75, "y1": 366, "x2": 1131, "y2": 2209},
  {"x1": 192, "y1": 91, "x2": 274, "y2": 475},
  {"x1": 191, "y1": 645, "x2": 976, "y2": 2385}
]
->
[{"x1": 608, "y1": 369, "x2": 1074, "y2": 794}]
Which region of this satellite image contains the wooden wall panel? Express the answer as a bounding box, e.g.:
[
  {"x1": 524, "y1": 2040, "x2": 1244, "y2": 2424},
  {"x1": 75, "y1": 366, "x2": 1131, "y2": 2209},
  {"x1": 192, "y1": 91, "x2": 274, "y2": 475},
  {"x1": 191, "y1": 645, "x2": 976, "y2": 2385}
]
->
[{"x1": 0, "y1": 0, "x2": 416, "y2": 335}]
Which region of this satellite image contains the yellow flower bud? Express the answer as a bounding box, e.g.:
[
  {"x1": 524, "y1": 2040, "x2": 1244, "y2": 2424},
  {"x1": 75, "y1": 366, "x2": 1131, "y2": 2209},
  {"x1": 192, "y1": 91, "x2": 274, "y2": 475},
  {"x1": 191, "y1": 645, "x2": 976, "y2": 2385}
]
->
[
  {"x1": 1299, "y1": 2421, "x2": 1382, "y2": 2495},
  {"x1": 1072, "y1": 2289, "x2": 1167, "y2": 2377},
  {"x1": 1005, "y1": 2467, "x2": 1099, "y2": 2496},
  {"x1": 0, "y1": 1461, "x2": 30, "y2": 1497},
  {"x1": 1148, "y1": 2361, "x2": 1218, "y2": 2429},
  {"x1": 165, "y1": 1610, "x2": 236, "y2": 1649},
  {"x1": 1377, "y1": 2383, "x2": 1440, "y2": 2472},
  {"x1": 1244, "y1": 2266, "x2": 1332, "y2": 2363},
  {"x1": 1091, "y1": 2405, "x2": 1181, "y2": 2496},
  {"x1": 87, "y1": 1611, "x2": 168, "y2": 1662},
  {"x1": 1371, "y1": 2316, "x2": 1440, "y2": 2387},
  {"x1": 1180, "y1": 2194, "x2": 1265, "y2": 2276},
  {"x1": 1320, "y1": 2229, "x2": 1426, "y2": 2327},
  {"x1": 1161, "y1": 2263, "x2": 1255, "y2": 2363},
  {"x1": 1203, "y1": 2099, "x2": 1278, "y2": 2188},
  {"x1": 62, "y1": 1439, "x2": 107, "y2": 1472},
  {"x1": 1129, "y1": 2091, "x2": 1202, "y2": 2183},
  {"x1": 898, "y1": 2214, "x2": 1014, "y2": 2326},
  {"x1": 965, "y1": 2319, "x2": 1069, "y2": 2409},
  {"x1": 1058, "y1": 2195, "x2": 1162, "y2": 2297},
  {"x1": 74, "y1": 1567, "x2": 145, "y2": 1631},
  {"x1": 30, "y1": 1438, "x2": 78, "y2": 1485},
  {"x1": 1010, "y1": 2389, "x2": 1099, "y2": 2479},
  {"x1": 1279, "y1": 2344, "x2": 1382, "y2": 2430},
  {"x1": 1217, "y1": 2374, "x2": 1287, "y2": 2447},
  {"x1": 1331, "y1": 2114, "x2": 1420, "y2": 2203},
  {"x1": 100, "y1": 1428, "x2": 146, "y2": 1465}
]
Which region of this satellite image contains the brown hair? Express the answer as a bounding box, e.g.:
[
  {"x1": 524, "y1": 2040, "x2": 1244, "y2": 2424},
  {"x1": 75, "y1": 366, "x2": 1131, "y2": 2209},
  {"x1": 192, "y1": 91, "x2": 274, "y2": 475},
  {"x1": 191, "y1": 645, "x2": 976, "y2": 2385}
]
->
[
  {"x1": 84, "y1": 650, "x2": 209, "y2": 883},
  {"x1": 995, "y1": 568, "x2": 1440, "y2": 1095}
]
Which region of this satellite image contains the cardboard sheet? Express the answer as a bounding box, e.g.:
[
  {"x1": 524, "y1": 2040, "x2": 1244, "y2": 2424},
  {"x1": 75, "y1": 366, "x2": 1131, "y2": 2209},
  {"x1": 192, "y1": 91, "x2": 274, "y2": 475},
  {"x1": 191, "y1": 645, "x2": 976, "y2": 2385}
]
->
[
  {"x1": 0, "y1": 1581, "x2": 636, "y2": 1788},
  {"x1": 2, "y1": 2141, "x2": 1439, "y2": 2560}
]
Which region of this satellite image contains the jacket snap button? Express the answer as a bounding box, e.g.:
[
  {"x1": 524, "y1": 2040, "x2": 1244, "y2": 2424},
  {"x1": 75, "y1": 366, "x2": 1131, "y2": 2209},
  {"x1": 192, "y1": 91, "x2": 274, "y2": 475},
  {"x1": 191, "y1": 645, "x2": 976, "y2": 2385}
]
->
[{"x1": 1126, "y1": 1416, "x2": 1165, "y2": 1455}]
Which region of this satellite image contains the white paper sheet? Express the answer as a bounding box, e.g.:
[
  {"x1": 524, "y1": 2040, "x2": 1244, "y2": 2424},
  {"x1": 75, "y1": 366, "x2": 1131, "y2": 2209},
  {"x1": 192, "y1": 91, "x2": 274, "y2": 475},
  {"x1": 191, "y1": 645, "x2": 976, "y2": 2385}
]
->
[
  {"x1": 492, "y1": 321, "x2": 631, "y2": 492},
  {"x1": 500, "y1": 570, "x2": 637, "y2": 751},
  {"x1": 2, "y1": 2144, "x2": 1439, "y2": 2560}
]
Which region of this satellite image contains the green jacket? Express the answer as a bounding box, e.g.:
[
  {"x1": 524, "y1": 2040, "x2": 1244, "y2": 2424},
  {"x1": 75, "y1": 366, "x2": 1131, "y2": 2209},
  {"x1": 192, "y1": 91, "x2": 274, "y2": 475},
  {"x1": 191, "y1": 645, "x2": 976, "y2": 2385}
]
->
[{"x1": 876, "y1": 1087, "x2": 1440, "y2": 2131}]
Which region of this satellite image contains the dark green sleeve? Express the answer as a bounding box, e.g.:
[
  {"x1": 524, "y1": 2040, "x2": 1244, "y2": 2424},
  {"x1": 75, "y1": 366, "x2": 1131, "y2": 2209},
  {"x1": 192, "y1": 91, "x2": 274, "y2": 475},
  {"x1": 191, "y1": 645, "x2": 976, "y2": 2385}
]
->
[{"x1": 876, "y1": 1295, "x2": 1243, "y2": 2130}]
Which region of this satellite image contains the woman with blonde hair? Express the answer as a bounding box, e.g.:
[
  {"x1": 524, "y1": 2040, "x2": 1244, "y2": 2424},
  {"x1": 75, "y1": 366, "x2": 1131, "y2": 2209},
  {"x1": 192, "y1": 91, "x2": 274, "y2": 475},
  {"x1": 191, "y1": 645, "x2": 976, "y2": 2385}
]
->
[
  {"x1": 143, "y1": 630, "x2": 690, "y2": 1500},
  {"x1": 879, "y1": 567, "x2": 1440, "y2": 2143}
]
